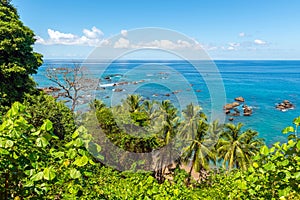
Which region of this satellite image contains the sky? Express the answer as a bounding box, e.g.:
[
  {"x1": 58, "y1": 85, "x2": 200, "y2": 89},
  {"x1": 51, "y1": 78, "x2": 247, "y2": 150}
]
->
[{"x1": 11, "y1": 0, "x2": 300, "y2": 60}]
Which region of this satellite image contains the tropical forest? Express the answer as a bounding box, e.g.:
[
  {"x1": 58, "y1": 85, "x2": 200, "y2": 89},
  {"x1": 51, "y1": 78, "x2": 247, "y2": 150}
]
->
[{"x1": 1, "y1": 1, "x2": 300, "y2": 199}]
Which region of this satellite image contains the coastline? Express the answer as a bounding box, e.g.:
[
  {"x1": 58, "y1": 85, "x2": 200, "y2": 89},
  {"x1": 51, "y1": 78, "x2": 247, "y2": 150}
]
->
[{"x1": 33, "y1": 60, "x2": 300, "y2": 145}]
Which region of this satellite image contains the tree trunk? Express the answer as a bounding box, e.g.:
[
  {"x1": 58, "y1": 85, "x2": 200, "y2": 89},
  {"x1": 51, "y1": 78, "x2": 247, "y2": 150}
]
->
[{"x1": 187, "y1": 162, "x2": 194, "y2": 185}]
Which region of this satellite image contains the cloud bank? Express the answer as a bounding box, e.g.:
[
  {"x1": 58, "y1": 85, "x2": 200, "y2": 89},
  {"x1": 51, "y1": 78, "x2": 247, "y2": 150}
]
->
[
  {"x1": 36, "y1": 26, "x2": 104, "y2": 46},
  {"x1": 35, "y1": 28, "x2": 269, "y2": 53}
]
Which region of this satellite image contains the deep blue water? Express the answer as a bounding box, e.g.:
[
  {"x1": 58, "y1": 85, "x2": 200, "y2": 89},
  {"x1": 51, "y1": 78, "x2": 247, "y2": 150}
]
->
[{"x1": 33, "y1": 60, "x2": 300, "y2": 145}]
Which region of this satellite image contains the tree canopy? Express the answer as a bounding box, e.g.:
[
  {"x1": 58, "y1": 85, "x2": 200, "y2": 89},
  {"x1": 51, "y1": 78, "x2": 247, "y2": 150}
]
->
[{"x1": 0, "y1": 0, "x2": 42, "y2": 109}]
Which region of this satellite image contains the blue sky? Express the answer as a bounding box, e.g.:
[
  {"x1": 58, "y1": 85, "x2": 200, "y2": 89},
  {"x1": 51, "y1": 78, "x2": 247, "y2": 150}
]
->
[{"x1": 12, "y1": 0, "x2": 300, "y2": 60}]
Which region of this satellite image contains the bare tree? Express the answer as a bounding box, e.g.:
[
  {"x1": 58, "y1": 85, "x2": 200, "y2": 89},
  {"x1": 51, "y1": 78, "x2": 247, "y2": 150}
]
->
[{"x1": 45, "y1": 63, "x2": 98, "y2": 112}]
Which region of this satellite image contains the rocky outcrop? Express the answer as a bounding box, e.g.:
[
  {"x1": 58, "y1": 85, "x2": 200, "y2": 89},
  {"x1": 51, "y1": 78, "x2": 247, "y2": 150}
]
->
[
  {"x1": 224, "y1": 97, "x2": 253, "y2": 120},
  {"x1": 276, "y1": 100, "x2": 294, "y2": 111},
  {"x1": 235, "y1": 96, "x2": 245, "y2": 102},
  {"x1": 243, "y1": 105, "x2": 253, "y2": 116},
  {"x1": 224, "y1": 102, "x2": 240, "y2": 110},
  {"x1": 40, "y1": 86, "x2": 61, "y2": 93}
]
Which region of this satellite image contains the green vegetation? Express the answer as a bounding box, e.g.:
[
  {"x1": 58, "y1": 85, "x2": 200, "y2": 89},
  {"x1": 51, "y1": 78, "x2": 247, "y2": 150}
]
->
[
  {"x1": 1, "y1": 99, "x2": 300, "y2": 199},
  {"x1": 23, "y1": 93, "x2": 76, "y2": 140},
  {"x1": 0, "y1": 102, "x2": 102, "y2": 199},
  {"x1": 1, "y1": 1, "x2": 300, "y2": 199},
  {"x1": 0, "y1": 0, "x2": 42, "y2": 112}
]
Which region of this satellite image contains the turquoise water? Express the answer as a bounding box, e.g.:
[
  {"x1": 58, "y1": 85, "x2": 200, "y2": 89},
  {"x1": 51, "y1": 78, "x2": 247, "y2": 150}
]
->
[{"x1": 33, "y1": 60, "x2": 300, "y2": 145}]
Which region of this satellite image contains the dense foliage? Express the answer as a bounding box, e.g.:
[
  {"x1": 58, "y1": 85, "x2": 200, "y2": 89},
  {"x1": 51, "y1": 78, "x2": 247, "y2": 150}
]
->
[
  {"x1": 0, "y1": 0, "x2": 42, "y2": 112},
  {"x1": 0, "y1": 102, "x2": 102, "y2": 199},
  {"x1": 23, "y1": 93, "x2": 76, "y2": 139},
  {"x1": 1, "y1": 102, "x2": 299, "y2": 199},
  {"x1": 1, "y1": 1, "x2": 300, "y2": 199}
]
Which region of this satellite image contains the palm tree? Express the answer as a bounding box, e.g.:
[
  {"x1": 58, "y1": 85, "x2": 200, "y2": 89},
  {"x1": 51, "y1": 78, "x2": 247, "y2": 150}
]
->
[
  {"x1": 208, "y1": 119, "x2": 224, "y2": 136},
  {"x1": 124, "y1": 94, "x2": 142, "y2": 113},
  {"x1": 159, "y1": 100, "x2": 179, "y2": 143},
  {"x1": 216, "y1": 123, "x2": 264, "y2": 170},
  {"x1": 179, "y1": 103, "x2": 202, "y2": 141},
  {"x1": 181, "y1": 113, "x2": 216, "y2": 183},
  {"x1": 240, "y1": 129, "x2": 264, "y2": 162},
  {"x1": 154, "y1": 100, "x2": 180, "y2": 183}
]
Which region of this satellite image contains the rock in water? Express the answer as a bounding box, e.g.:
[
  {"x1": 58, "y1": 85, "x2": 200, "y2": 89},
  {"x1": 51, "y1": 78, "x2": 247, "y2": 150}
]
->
[
  {"x1": 234, "y1": 96, "x2": 245, "y2": 102},
  {"x1": 224, "y1": 103, "x2": 234, "y2": 110},
  {"x1": 243, "y1": 105, "x2": 253, "y2": 116},
  {"x1": 232, "y1": 102, "x2": 240, "y2": 107},
  {"x1": 276, "y1": 100, "x2": 294, "y2": 111}
]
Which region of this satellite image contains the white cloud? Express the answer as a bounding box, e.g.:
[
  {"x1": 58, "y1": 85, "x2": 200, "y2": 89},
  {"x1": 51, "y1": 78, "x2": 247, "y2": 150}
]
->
[
  {"x1": 239, "y1": 32, "x2": 246, "y2": 37},
  {"x1": 48, "y1": 29, "x2": 77, "y2": 40},
  {"x1": 35, "y1": 36, "x2": 46, "y2": 44},
  {"x1": 114, "y1": 37, "x2": 130, "y2": 48},
  {"x1": 121, "y1": 30, "x2": 128, "y2": 37},
  {"x1": 177, "y1": 40, "x2": 193, "y2": 48},
  {"x1": 83, "y1": 26, "x2": 103, "y2": 39},
  {"x1": 100, "y1": 39, "x2": 110, "y2": 46},
  {"x1": 36, "y1": 27, "x2": 104, "y2": 46},
  {"x1": 36, "y1": 28, "x2": 204, "y2": 51},
  {"x1": 154, "y1": 39, "x2": 176, "y2": 49},
  {"x1": 254, "y1": 39, "x2": 266, "y2": 45},
  {"x1": 227, "y1": 46, "x2": 235, "y2": 50}
]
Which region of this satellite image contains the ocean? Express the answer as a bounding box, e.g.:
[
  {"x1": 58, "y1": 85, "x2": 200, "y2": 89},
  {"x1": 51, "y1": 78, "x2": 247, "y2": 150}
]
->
[{"x1": 33, "y1": 60, "x2": 300, "y2": 145}]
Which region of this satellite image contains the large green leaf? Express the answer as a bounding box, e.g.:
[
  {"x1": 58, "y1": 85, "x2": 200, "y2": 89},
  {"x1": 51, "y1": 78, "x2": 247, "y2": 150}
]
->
[
  {"x1": 70, "y1": 168, "x2": 81, "y2": 179},
  {"x1": 279, "y1": 159, "x2": 289, "y2": 167},
  {"x1": 73, "y1": 155, "x2": 89, "y2": 167},
  {"x1": 43, "y1": 167, "x2": 56, "y2": 180},
  {"x1": 282, "y1": 126, "x2": 294, "y2": 134},
  {"x1": 294, "y1": 116, "x2": 300, "y2": 126},
  {"x1": 260, "y1": 145, "x2": 269, "y2": 156},
  {"x1": 263, "y1": 162, "x2": 276, "y2": 171},
  {"x1": 72, "y1": 129, "x2": 79, "y2": 139},
  {"x1": 41, "y1": 119, "x2": 53, "y2": 132},
  {"x1": 294, "y1": 172, "x2": 300, "y2": 180},
  {"x1": 31, "y1": 172, "x2": 44, "y2": 182},
  {"x1": 73, "y1": 138, "x2": 83, "y2": 147},
  {"x1": 67, "y1": 148, "x2": 77, "y2": 159},
  {"x1": 36, "y1": 137, "x2": 49, "y2": 147}
]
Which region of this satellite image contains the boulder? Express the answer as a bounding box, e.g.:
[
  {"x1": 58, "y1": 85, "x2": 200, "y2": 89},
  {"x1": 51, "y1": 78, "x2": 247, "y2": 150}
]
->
[
  {"x1": 224, "y1": 104, "x2": 234, "y2": 110},
  {"x1": 224, "y1": 97, "x2": 255, "y2": 117},
  {"x1": 41, "y1": 87, "x2": 60, "y2": 93},
  {"x1": 224, "y1": 102, "x2": 239, "y2": 110},
  {"x1": 232, "y1": 102, "x2": 240, "y2": 107},
  {"x1": 243, "y1": 105, "x2": 253, "y2": 116},
  {"x1": 235, "y1": 96, "x2": 245, "y2": 102},
  {"x1": 276, "y1": 100, "x2": 294, "y2": 111}
]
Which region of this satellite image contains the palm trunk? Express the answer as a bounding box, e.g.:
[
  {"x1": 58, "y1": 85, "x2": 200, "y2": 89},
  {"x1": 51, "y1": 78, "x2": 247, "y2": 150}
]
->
[{"x1": 187, "y1": 162, "x2": 194, "y2": 185}]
